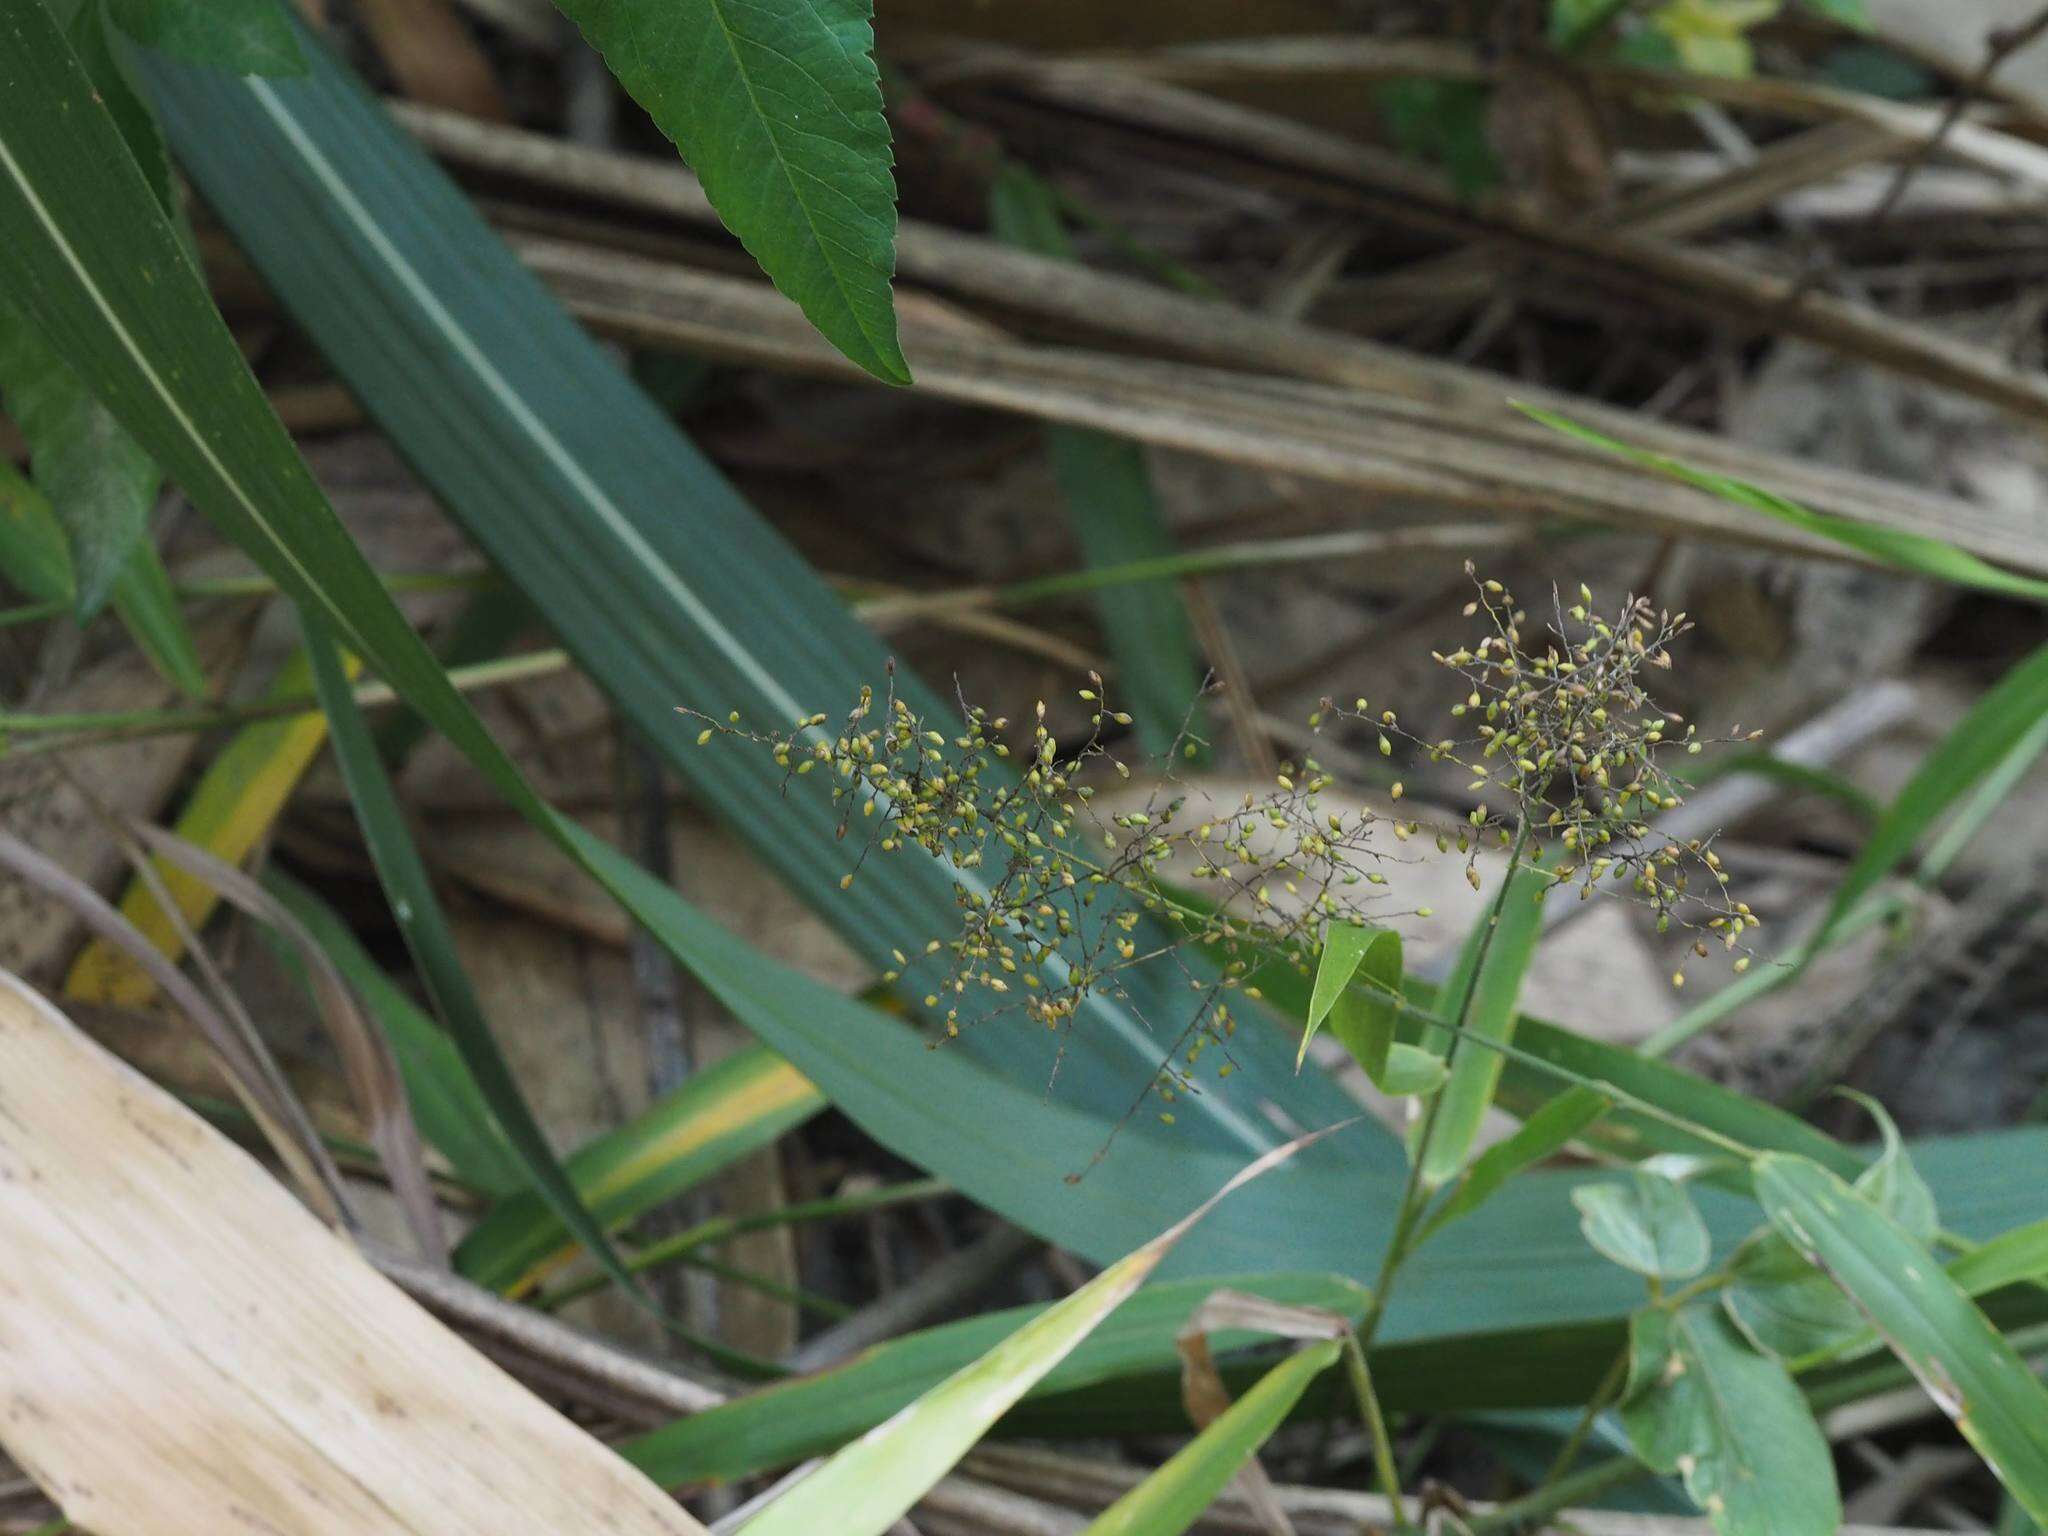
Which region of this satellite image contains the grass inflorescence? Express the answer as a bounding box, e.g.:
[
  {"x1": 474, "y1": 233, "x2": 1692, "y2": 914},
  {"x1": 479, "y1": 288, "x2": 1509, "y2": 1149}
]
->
[{"x1": 683, "y1": 569, "x2": 1758, "y2": 1119}]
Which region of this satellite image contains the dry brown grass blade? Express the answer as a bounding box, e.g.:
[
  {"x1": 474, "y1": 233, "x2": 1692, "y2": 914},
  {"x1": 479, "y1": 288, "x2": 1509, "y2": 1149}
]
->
[
  {"x1": 1175, "y1": 1291, "x2": 1356, "y2": 1536},
  {"x1": 508, "y1": 234, "x2": 2048, "y2": 577},
  {"x1": 1338, "y1": 118, "x2": 1913, "y2": 331},
  {"x1": 127, "y1": 821, "x2": 446, "y2": 1261},
  {"x1": 970, "y1": 60, "x2": 2048, "y2": 428},
  {"x1": 0, "y1": 827, "x2": 347, "y2": 1224},
  {"x1": 0, "y1": 973, "x2": 712, "y2": 1536},
  {"x1": 393, "y1": 106, "x2": 2042, "y2": 576},
  {"x1": 356, "y1": 0, "x2": 509, "y2": 121}
]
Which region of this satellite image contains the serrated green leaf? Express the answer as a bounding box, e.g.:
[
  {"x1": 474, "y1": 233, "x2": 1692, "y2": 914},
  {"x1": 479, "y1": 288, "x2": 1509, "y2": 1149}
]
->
[
  {"x1": 1621, "y1": 1303, "x2": 1841, "y2": 1536},
  {"x1": 1081, "y1": 1339, "x2": 1344, "y2": 1536},
  {"x1": 1574, "y1": 1171, "x2": 1710, "y2": 1280},
  {"x1": 1757, "y1": 1154, "x2": 2048, "y2": 1523},
  {"x1": 1417, "y1": 861, "x2": 1547, "y2": 1186},
  {"x1": 552, "y1": 0, "x2": 905, "y2": 383},
  {"x1": 9, "y1": 0, "x2": 2042, "y2": 1417},
  {"x1": 107, "y1": 0, "x2": 304, "y2": 76}
]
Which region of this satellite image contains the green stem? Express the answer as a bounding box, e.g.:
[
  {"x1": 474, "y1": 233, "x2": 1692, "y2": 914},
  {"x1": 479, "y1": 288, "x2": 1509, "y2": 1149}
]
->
[
  {"x1": 663, "y1": 1249, "x2": 854, "y2": 1321},
  {"x1": 1358, "y1": 823, "x2": 1534, "y2": 1342},
  {"x1": 1542, "y1": 1345, "x2": 1628, "y2": 1489},
  {"x1": 539, "y1": 1177, "x2": 951, "y2": 1311},
  {"x1": 1343, "y1": 1335, "x2": 1406, "y2": 1518},
  {"x1": 0, "y1": 649, "x2": 571, "y2": 754},
  {"x1": 0, "y1": 566, "x2": 492, "y2": 629},
  {"x1": 1348, "y1": 822, "x2": 1534, "y2": 1525},
  {"x1": 1466, "y1": 1456, "x2": 1646, "y2": 1535}
]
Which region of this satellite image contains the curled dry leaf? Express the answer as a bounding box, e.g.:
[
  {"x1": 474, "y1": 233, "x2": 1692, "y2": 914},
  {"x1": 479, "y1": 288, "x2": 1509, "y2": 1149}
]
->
[
  {"x1": 1175, "y1": 1289, "x2": 1355, "y2": 1536},
  {"x1": 0, "y1": 973, "x2": 709, "y2": 1536}
]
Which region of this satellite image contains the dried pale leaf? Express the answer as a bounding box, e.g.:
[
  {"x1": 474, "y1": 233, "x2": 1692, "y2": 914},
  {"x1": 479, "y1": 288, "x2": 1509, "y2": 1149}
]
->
[
  {"x1": 1175, "y1": 1289, "x2": 1352, "y2": 1536},
  {"x1": 0, "y1": 973, "x2": 708, "y2": 1536}
]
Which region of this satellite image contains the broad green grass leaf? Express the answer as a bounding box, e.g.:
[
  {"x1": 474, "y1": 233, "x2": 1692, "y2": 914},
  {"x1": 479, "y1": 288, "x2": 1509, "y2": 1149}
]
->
[
  {"x1": 1417, "y1": 861, "x2": 1547, "y2": 1185},
  {"x1": 263, "y1": 867, "x2": 527, "y2": 1197},
  {"x1": 72, "y1": 0, "x2": 183, "y2": 217},
  {"x1": 66, "y1": 646, "x2": 349, "y2": 1002},
  {"x1": 1518, "y1": 404, "x2": 2048, "y2": 605},
  {"x1": 107, "y1": 0, "x2": 304, "y2": 76},
  {"x1": 1421, "y1": 1086, "x2": 1610, "y2": 1241},
  {"x1": 550, "y1": 0, "x2": 905, "y2": 383},
  {"x1": 456, "y1": 1045, "x2": 824, "y2": 1295},
  {"x1": 1699, "y1": 749, "x2": 1880, "y2": 825},
  {"x1": 624, "y1": 1272, "x2": 1367, "y2": 1486},
  {"x1": 1757, "y1": 1153, "x2": 2048, "y2": 1522},
  {"x1": 1621, "y1": 1303, "x2": 1841, "y2": 1536},
  {"x1": 735, "y1": 1131, "x2": 1334, "y2": 1536},
  {"x1": 12, "y1": 0, "x2": 2041, "y2": 1401},
  {"x1": 1573, "y1": 1170, "x2": 1710, "y2": 1280},
  {"x1": 133, "y1": 22, "x2": 1394, "y2": 1238},
  {"x1": 373, "y1": 583, "x2": 530, "y2": 765},
  {"x1": 302, "y1": 616, "x2": 643, "y2": 1304},
  {"x1": 988, "y1": 168, "x2": 1208, "y2": 760},
  {"x1": 1081, "y1": 1339, "x2": 1344, "y2": 1536},
  {"x1": 0, "y1": 295, "x2": 156, "y2": 614}
]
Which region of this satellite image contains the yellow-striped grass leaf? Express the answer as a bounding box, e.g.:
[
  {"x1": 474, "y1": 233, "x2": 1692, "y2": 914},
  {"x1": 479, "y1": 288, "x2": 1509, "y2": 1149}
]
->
[
  {"x1": 457, "y1": 1046, "x2": 824, "y2": 1295},
  {"x1": 66, "y1": 647, "x2": 351, "y2": 1003}
]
